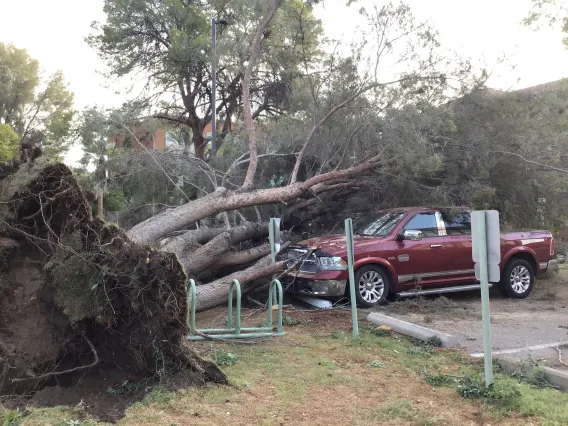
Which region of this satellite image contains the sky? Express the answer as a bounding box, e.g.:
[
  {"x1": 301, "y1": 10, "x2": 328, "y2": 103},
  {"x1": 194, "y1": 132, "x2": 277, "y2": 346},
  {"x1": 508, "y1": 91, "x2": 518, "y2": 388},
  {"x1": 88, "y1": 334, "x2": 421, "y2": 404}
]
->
[{"x1": 1, "y1": 0, "x2": 567, "y2": 163}]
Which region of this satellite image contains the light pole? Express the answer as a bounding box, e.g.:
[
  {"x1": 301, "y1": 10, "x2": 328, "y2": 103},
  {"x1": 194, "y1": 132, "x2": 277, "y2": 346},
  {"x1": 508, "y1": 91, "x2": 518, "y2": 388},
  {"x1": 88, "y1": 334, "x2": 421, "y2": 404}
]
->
[{"x1": 211, "y1": 17, "x2": 228, "y2": 156}]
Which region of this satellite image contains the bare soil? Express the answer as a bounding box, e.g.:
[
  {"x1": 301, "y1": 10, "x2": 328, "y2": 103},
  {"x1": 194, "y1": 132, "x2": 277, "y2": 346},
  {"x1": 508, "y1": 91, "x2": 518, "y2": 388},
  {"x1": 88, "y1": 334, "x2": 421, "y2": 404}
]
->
[{"x1": 14, "y1": 369, "x2": 205, "y2": 423}]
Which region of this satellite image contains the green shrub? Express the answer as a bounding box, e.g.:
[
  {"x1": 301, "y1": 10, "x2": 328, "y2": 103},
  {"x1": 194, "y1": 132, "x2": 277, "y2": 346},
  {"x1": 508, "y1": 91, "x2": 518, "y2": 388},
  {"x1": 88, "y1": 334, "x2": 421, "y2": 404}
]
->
[
  {"x1": 425, "y1": 373, "x2": 455, "y2": 387},
  {"x1": 458, "y1": 375, "x2": 522, "y2": 407},
  {"x1": 0, "y1": 409, "x2": 23, "y2": 426},
  {"x1": 426, "y1": 336, "x2": 443, "y2": 347},
  {"x1": 457, "y1": 376, "x2": 487, "y2": 399},
  {"x1": 143, "y1": 387, "x2": 174, "y2": 406},
  {"x1": 282, "y1": 316, "x2": 300, "y2": 326},
  {"x1": 214, "y1": 350, "x2": 238, "y2": 366}
]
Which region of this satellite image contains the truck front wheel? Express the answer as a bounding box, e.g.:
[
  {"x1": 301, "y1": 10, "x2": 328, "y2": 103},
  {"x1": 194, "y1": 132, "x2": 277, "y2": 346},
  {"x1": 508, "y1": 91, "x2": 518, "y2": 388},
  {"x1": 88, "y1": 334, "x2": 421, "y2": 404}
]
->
[
  {"x1": 352, "y1": 265, "x2": 390, "y2": 308},
  {"x1": 498, "y1": 258, "x2": 534, "y2": 299}
]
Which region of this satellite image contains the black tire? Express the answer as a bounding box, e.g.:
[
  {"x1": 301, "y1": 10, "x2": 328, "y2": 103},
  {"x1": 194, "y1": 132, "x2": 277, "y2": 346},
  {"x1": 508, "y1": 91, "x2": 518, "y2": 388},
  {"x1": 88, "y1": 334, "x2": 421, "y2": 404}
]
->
[
  {"x1": 351, "y1": 265, "x2": 390, "y2": 308},
  {"x1": 498, "y1": 258, "x2": 534, "y2": 299}
]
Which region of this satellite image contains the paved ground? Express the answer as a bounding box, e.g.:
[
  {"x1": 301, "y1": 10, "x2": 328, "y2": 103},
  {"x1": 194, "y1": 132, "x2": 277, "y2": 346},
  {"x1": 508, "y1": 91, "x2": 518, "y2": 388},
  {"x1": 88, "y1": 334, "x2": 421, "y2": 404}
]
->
[{"x1": 381, "y1": 263, "x2": 568, "y2": 368}]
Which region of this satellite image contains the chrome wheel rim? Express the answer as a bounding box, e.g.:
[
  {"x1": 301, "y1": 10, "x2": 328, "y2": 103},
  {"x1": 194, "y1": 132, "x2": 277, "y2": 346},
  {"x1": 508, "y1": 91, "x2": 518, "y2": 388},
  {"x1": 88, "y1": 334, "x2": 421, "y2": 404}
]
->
[
  {"x1": 510, "y1": 265, "x2": 531, "y2": 294},
  {"x1": 358, "y1": 271, "x2": 384, "y2": 303}
]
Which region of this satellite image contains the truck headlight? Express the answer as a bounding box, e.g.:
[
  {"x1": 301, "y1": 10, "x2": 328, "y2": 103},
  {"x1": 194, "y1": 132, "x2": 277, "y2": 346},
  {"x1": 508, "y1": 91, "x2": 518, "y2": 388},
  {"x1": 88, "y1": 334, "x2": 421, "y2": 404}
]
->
[{"x1": 318, "y1": 256, "x2": 347, "y2": 271}]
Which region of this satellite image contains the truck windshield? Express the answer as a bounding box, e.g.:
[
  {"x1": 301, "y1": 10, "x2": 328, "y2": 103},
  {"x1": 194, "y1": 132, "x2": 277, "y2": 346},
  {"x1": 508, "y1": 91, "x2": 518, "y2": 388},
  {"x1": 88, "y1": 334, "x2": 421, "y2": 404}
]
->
[{"x1": 353, "y1": 212, "x2": 405, "y2": 236}]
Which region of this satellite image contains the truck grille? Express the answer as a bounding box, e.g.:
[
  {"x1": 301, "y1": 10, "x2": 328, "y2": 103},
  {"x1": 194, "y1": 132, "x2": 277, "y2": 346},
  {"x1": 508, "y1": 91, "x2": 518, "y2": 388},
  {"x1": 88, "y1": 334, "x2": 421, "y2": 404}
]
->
[{"x1": 284, "y1": 248, "x2": 318, "y2": 274}]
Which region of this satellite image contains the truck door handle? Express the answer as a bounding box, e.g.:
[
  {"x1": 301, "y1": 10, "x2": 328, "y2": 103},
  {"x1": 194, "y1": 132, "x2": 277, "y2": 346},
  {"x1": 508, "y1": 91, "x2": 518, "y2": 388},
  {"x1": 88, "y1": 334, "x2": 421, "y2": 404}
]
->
[{"x1": 430, "y1": 244, "x2": 442, "y2": 248}]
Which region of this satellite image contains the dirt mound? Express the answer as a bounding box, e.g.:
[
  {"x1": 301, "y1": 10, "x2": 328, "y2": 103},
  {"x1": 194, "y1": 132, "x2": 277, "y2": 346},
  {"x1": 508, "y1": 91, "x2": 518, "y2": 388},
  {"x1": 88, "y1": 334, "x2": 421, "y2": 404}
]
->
[{"x1": 0, "y1": 158, "x2": 225, "y2": 418}]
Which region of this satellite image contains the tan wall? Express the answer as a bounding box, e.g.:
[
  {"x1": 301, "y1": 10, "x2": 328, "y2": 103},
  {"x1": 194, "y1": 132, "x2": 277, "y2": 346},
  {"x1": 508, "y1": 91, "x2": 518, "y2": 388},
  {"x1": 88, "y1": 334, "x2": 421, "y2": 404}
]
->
[
  {"x1": 111, "y1": 126, "x2": 166, "y2": 151},
  {"x1": 154, "y1": 128, "x2": 166, "y2": 151}
]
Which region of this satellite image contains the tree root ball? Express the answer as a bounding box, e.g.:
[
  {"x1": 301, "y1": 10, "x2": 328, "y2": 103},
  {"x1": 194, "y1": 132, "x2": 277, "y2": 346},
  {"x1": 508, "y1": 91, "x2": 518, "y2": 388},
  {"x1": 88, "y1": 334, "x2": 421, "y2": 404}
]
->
[{"x1": 0, "y1": 158, "x2": 226, "y2": 417}]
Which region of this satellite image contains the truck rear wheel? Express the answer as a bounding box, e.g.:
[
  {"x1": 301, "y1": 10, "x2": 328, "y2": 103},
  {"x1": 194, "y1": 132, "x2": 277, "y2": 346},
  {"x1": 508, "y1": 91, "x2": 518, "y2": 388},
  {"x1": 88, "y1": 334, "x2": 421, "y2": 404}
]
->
[
  {"x1": 352, "y1": 265, "x2": 390, "y2": 308},
  {"x1": 498, "y1": 258, "x2": 534, "y2": 299}
]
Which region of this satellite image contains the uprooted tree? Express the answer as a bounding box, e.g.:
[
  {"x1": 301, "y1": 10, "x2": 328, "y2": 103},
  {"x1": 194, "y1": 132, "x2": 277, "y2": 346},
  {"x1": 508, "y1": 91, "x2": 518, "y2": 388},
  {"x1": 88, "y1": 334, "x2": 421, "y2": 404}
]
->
[
  {"x1": 84, "y1": 0, "x2": 485, "y2": 312},
  {"x1": 0, "y1": 156, "x2": 226, "y2": 394}
]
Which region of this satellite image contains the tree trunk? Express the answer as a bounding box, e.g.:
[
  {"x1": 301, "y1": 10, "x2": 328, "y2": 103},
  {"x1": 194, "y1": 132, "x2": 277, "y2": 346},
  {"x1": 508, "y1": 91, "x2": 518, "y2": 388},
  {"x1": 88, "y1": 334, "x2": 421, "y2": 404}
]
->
[
  {"x1": 128, "y1": 156, "x2": 383, "y2": 246},
  {"x1": 97, "y1": 189, "x2": 104, "y2": 220},
  {"x1": 193, "y1": 126, "x2": 206, "y2": 160},
  {"x1": 241, "y1": 0, "x2": 284, "y2": 189},
  {"x1": 194, "y1": 256, "x2": 284, "y2": 312},
  {"x1": 180, "y1": 222, "x2": 267, "y2": 276},
  {"x1": 214, "y1": 243, "x2": 272, "y2": 269}
]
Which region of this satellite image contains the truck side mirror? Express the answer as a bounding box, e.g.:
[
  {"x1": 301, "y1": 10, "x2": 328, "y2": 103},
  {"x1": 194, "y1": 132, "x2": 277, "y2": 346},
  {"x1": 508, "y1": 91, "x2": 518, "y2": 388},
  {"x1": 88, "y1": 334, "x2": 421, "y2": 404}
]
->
[{"x1": 398, "y1": 230, "x2": 424, "y2": 241}]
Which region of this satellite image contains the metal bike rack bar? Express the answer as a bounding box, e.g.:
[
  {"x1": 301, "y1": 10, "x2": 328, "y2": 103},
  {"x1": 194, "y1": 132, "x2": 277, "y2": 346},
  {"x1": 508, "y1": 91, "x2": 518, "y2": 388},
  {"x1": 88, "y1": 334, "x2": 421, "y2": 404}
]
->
[{"x1": 187, "y1": 278, "x2": 284, "y2": 341}]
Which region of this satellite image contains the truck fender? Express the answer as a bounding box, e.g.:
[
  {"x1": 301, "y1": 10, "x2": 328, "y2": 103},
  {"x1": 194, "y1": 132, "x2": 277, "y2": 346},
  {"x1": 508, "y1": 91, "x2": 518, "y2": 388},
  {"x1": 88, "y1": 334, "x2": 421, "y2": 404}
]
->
[
  {"x1": 501, "y1": 246, "x2": 538, "y2": 271},
  {"x1": 353, "y1": 257, "x2": 398, "y2": 286}
]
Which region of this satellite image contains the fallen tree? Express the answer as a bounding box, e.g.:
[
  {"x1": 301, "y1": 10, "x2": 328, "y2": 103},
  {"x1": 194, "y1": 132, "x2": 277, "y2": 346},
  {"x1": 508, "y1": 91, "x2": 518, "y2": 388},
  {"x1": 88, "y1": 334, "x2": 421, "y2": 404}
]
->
[
  {"x1": 0, "y1": 157, "x2": 226, "y2": 396},
  {"x1": 83, "y1": 0, "x2": 484, "y2": 313}
]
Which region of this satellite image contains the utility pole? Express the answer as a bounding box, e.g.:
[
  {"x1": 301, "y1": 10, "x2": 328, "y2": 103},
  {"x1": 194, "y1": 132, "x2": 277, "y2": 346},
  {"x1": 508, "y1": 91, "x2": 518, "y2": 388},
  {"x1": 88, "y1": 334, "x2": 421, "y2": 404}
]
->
[{"x1": 211, "y1": 17, "x2": 228, "y2": 156}]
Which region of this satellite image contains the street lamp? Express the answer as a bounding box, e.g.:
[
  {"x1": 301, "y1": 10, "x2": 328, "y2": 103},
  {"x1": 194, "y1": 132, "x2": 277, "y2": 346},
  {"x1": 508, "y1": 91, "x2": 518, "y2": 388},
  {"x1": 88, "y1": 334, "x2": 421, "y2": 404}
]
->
[{"x1": 211, "y1": 17, "x2": 228, "y2": 156}]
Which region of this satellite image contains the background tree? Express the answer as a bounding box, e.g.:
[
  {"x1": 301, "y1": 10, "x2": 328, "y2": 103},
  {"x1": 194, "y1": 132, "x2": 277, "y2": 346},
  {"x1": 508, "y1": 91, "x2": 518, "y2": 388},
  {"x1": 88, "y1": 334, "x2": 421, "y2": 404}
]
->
[
  {"x1": 0, "y1": 43, "x2": 74, "y2": 158},
  {"x1": 0, "y1": 124, "x2": 19, "y2": 162},
  {"x1": 88, "y1": 0, "x2": 322, "y2": 160},
  {"x1": 524, "y1": 0, "x2": 568, "y2": 47},
  {"x1": 75, "y1": 107, "x2": 115, "y2": 219},
  {"x1": 307, "y1": 83, "x2": 568, "y2": 235}
]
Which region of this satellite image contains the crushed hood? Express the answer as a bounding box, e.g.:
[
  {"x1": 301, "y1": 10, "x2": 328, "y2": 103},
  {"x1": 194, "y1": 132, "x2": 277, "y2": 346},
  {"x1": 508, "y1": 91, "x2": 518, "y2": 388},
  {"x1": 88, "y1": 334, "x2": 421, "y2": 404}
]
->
[{"x1": 292, "y1": 234, "x2": 381, "y2": 256}]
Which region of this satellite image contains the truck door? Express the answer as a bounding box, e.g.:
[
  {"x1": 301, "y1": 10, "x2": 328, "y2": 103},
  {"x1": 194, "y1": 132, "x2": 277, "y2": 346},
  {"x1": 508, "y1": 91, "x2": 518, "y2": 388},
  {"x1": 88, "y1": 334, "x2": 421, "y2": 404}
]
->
[
  {"x1": 440, "y1": 210, "x2": 476, "y2": 281},
  {"x1": 394, "y1": 211, "x2": 449, "y2": 287}
]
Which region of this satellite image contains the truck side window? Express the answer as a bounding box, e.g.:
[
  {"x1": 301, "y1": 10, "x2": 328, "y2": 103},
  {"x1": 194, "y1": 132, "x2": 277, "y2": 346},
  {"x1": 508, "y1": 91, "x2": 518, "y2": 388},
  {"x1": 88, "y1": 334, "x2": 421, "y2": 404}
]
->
[
  {"x1": 441, "y1": 211, "x2": 472, "y2": 235},
  {"x1": 403, "y1": 212, "x2": 439, "y2": 237}
]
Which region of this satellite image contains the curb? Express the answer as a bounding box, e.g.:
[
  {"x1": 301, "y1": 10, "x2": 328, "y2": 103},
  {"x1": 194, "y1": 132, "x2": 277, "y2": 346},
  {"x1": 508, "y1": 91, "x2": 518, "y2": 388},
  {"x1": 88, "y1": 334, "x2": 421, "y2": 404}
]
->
[
  {"x1": 497, "y1": 356, "x2": 568, "y2": 392},
  {"x1": 366, "y1": 312, "x2": 460, "y2": 348}
]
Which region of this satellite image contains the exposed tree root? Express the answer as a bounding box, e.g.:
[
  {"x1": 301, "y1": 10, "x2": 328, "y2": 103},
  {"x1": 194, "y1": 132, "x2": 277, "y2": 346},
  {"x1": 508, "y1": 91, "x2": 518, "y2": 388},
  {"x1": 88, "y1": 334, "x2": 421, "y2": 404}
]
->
[
  {"x1": 11, "y1": 335, "x2": 99, "y2": 383},
  {"x1": 0, "y1": 158, "x2": 227, "y2": 401}
]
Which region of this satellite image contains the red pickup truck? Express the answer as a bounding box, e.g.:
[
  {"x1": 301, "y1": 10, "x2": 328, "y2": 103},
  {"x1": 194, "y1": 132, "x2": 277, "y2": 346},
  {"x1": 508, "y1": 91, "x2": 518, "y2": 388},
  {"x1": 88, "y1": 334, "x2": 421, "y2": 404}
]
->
[{"x1": 282, "y1": 207, "x2": 555, "y2": 307}]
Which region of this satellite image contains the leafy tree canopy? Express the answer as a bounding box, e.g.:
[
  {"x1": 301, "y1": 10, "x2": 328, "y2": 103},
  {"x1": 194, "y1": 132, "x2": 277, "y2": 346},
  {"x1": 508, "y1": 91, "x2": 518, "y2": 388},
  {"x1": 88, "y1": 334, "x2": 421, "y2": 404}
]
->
[
  {"x1": 0, "y1": 43, "x2": 75, "y2": 158},
  {"x1": 88, "y1": 0, "x2": 323, "y2": 159},
  {"x1": 0, "y1": 124, "x2": 19, "y2": 162}
]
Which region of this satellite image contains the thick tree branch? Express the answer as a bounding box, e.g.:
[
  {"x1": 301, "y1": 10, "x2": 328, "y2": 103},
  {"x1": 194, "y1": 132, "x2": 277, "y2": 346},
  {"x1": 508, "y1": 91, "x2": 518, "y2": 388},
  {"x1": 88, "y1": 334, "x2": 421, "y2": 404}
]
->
[
  {"x1": 242, "y1": 0, "x2": 284, "y2": 189},
  {"x1": 214, "y1": 243, "x2": 273, "y2": 269},
  {"x1": 288, "y1": 75, "x2": 444, "y2": 184},
  {"x1": 194, "y1": 255, "x2": 284, "y2": 312},
  {"x1": 181, "y1": 222, "x2": 268, "y2": 275},
  {"x1": 161, "y1": 227, "x2": 223, "y2": 254},
  {"x1": 128, "y1": 155, "x2": 385, "y2": 245}
]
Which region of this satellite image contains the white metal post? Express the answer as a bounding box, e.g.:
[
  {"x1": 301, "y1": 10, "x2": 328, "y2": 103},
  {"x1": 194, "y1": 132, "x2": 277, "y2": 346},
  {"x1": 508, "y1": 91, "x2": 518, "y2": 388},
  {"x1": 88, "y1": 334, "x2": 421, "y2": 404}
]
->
[
  {"x1": 269, "y1": 218, "x2": 281, "y2": 304},
  {"x1": 345, "y1": 218, "x2": 359, "y2": 339},
  {"x1": 477, "y1": 212, "x2": 493, "y2": 387}
]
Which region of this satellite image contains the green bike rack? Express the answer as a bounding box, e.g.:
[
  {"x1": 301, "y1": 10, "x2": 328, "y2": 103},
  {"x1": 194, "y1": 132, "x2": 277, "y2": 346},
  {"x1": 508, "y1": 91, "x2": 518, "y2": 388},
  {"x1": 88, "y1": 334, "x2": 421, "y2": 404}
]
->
[{"x1": 187, "y1": 278, "x2": 284, "y2": 341}]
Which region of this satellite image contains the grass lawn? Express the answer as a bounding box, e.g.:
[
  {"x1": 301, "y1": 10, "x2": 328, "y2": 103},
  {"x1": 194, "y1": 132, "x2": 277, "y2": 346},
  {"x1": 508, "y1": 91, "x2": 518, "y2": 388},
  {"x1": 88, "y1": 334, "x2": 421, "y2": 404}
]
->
[{"x1": 4, "y1": 309, "x2": 568, "y2": 426}]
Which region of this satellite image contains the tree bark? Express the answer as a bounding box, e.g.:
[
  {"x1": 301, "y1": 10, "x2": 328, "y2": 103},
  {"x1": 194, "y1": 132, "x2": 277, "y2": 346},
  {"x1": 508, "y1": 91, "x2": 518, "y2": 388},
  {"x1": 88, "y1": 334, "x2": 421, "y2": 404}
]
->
[
  {"x1": 214, "y1": 243, "x2": 272, "y2": 269},
  {"x1": 193, "y1": 125, "x2": 206, "y2": 160},
  {"x1": 161, "y1": 227, "x2": 223, "y2": 255},
  {"x1": 194, "y1": 256, "x2": 284, "y2": 312},
  {"x1": 179, "y1": 222, "x2": 268, "y2": 275},
  {"x1": 97, "y1": 189, "x2": 104, "y2": 220},
  {"x1": 128, "y1": 156, "x2": 383, "y2": 246}
]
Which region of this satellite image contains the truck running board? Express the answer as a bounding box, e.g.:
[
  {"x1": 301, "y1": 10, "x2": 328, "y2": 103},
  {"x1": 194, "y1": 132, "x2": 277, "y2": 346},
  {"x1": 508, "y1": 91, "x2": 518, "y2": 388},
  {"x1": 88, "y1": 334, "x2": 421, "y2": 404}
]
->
[{"x1": 398, "y1": 283, "x2": 492, "y2": 298}]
